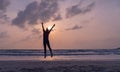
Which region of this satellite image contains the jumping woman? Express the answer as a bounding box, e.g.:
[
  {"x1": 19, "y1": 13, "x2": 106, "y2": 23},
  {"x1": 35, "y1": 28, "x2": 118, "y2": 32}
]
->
[{"x1": 41, "y1": 22, "x2": 55, "y2": 58}]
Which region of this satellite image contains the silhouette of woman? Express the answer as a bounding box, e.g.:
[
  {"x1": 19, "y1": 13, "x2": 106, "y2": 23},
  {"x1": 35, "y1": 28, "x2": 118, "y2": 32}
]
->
[{"x1": 41, "y1": 22, "x2": 55, "y2": 58}]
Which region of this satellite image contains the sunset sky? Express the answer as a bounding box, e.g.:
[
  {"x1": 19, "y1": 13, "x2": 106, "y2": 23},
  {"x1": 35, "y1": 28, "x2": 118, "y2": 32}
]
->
[{"x1": 0, "y1": 0, "x2": 120, "y2": 49}]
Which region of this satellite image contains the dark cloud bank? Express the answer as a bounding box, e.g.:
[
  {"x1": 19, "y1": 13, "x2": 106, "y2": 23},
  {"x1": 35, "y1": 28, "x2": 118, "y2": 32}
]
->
[
  {"x1": 12, "y1": 0, "x2": 62, "y2": 28},
  {"x1": 12, "y1": 0, "x2": 95, "y2": 29},
  {"x1": 0, "y1": 0, "x2": 10, "y2": 24},
  {"x1": 66, "y1": 1, "x2": 95, "y2": 18},
  {"x1": 65, "y1": 1, "x2": 95, "y2": 31},
  {"x1": 0, "y1": 0, "x2": 10, "y2": 11}
]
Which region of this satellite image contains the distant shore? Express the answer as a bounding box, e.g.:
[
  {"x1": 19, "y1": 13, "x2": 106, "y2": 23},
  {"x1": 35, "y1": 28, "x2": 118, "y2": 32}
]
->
[{"x1": 0, "y1": 60, "x2": 120, "y2": 72}]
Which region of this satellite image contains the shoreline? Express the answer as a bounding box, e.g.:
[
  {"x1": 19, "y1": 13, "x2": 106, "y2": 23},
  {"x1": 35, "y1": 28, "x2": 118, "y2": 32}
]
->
[{"x1": 0, "y1": 60, "x2": 120, "y2": 72}]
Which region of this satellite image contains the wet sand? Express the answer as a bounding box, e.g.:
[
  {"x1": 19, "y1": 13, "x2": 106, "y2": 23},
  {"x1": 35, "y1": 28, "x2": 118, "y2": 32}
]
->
[{"x1": 0, "y1": 60, "x2": 120, "y2": 72}]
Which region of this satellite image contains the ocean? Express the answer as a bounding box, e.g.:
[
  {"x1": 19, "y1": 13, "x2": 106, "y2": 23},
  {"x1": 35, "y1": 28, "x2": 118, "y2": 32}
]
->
[{"x1": 0, "y1": 48, "x2": 120, "y2": 61}]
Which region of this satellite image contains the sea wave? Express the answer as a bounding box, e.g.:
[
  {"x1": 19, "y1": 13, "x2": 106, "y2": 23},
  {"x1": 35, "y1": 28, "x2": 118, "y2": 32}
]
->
[{"x1": 0, "y1": 48, "x2": 119, "y2": 56}]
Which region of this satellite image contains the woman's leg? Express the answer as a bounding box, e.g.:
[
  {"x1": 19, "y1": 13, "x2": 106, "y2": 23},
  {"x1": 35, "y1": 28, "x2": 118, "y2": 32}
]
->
[
  {"x1": 47, "y1": 41, "x2": 53, "y2": 57},
  {"x1": 43, "y1": 42, "x2": 47, "y2": 58}
]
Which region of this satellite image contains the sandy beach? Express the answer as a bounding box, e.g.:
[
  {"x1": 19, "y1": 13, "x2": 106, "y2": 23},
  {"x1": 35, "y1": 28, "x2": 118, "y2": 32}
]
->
[{"x1": 0, "y1": 60, "x2": 120, "y2": 72}]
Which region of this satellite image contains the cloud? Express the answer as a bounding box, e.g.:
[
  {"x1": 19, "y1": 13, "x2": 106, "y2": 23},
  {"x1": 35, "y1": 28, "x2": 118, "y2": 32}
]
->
[
  {"x1": 0, "y1": 0, "x2": 10, "y2": 11},
  {"x1": 31, "y1": 28, "x2": 41, "y2": 38},
  {"x1": 81, "y1": 20, "x2": 90, "y2": 24},
  {"x1": 82, "y1": 2, "x2": 95, "y2": 14},
  {"x1": 0, "y1": 14, "x2": 9, "y2": 24},
  {"x1": 0, "y1": 32, "x2": 9, "y2": 39},
  {"x1": 66, "y1": 25, "x2": 82, "y2": 31},
  {"x1": 0, "y1": 0, "x2": 10, "y2": 24},
  {"x1": 66, "y1": 1, "x2": 95, "y2": 18},
  {"x1": 12, "y1": 0, "x2": 62, "y2": 28},
  {"x1": 21, "y1": 28, "x2": 41, "y2": 41},
  {"x1": 52, "y1": 14, "x2": 62, "y2": 21}
]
